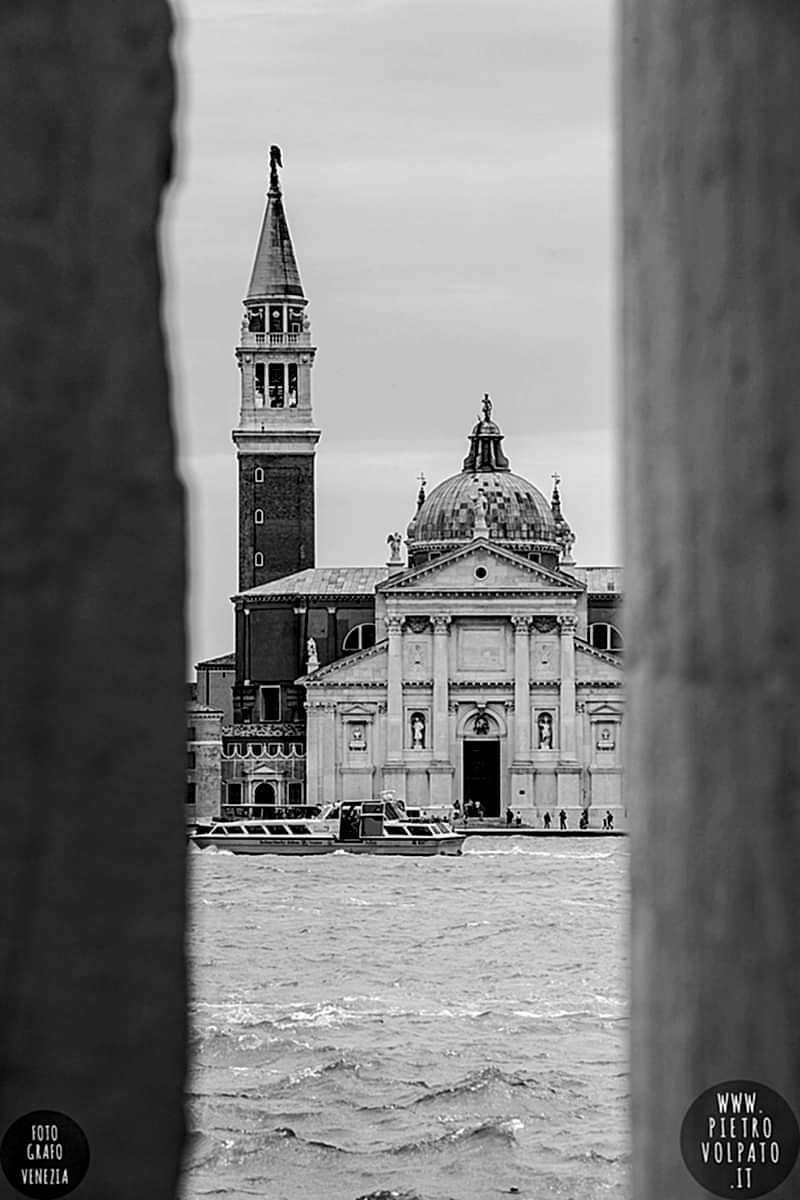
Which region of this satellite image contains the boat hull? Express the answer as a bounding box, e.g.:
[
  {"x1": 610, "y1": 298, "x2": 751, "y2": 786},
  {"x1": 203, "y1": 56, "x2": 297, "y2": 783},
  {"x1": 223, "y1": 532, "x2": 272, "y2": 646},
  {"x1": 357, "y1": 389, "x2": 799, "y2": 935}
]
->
[
  {"x1": 336, "y1": 837, "x2": 465, "y2": 857},
  {"x1": 192, "y1": 836, "x2": 338, "y2": 855},
  {"x1": 191, "y1": 835, "x2": 465, "y2": 857}
]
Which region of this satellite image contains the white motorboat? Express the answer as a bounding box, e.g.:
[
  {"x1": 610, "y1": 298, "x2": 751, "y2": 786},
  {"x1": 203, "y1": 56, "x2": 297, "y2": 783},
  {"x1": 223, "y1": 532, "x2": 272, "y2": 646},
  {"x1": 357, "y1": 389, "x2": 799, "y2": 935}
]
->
[{"x1": 191, "y1": 795, "x2": 465, "y2": 857}]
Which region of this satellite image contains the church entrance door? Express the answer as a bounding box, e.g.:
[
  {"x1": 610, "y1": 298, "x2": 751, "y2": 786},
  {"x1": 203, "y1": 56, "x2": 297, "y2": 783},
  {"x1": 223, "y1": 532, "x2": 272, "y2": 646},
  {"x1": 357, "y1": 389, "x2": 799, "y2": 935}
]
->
[{"x1": 463, "y1": 740, "x2": 500, "y2": 819}]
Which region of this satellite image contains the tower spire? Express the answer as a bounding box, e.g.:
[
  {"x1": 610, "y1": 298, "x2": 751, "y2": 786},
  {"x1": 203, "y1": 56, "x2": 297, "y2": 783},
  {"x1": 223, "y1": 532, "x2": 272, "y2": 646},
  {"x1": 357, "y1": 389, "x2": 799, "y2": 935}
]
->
[{"x1": 247, "y1": 145, "x2": 304, "y2": 300}]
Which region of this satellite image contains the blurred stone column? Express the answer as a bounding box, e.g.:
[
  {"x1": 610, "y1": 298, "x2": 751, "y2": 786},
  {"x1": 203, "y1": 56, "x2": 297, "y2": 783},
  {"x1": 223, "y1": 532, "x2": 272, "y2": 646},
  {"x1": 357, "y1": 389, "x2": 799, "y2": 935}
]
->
[
  {"x1": 385, "y1": 614, "x2": 405, "y2": 759},
  {"x1": 558, "y1": 615, "x2": 577, "y2": 759},
  {"x1": 622, "y1": 3, "x2": 800, "y2": 1196},
  {"x1": 0, "y1": 3, "x2": 185, "y2": 1198},
  {"x1": 431, "y1": 614, "x2": 452, "y2": 758}
]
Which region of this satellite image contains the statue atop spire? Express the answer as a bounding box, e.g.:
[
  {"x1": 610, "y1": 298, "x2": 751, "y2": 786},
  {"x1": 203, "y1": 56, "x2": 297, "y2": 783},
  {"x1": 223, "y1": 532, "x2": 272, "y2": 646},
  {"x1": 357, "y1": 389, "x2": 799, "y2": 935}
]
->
[
  {"x1": 269, "y1": 144, "x2": 283, "y2": 194},
  {"x1": 550, "y1": 472, "x2": 575, "y2": 563},
  {"x1": 462, "y1": 395, "x2": 510, "y2": 473}
]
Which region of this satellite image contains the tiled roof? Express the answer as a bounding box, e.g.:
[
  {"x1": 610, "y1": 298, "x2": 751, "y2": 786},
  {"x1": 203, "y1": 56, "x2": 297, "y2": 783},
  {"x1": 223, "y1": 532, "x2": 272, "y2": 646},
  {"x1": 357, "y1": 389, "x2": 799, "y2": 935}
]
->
[
  {"x1": 236, "y1": 566, "x2": 385, "y2": 599},
  {"x1": 195, "y1": 652, "x2": 235, "y2": 668},
  {"x1": 563, "y1": 566, "x2": 623, "y2": 593}
]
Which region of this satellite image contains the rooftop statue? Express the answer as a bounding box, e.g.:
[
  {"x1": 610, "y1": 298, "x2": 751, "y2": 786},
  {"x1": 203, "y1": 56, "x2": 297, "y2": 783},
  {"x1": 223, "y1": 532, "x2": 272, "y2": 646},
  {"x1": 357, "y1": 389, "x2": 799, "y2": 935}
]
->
[{"x1": 269, "y1": 144, "x2": 283, "y2": 192}]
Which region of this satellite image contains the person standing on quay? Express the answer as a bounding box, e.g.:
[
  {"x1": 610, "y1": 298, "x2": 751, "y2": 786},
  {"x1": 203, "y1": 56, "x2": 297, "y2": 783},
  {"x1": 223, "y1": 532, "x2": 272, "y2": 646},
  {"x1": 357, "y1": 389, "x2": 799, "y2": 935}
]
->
[{"x1": 559, "y1": 809, "x2": 567, "y2": 831}]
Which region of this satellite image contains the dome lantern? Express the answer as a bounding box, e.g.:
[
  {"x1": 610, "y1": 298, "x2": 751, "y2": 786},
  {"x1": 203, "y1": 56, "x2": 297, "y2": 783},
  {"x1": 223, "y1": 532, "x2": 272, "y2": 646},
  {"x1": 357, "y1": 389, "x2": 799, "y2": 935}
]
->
[{"x1": 406, "y1": 400, "x2": 565, "y2": 570}]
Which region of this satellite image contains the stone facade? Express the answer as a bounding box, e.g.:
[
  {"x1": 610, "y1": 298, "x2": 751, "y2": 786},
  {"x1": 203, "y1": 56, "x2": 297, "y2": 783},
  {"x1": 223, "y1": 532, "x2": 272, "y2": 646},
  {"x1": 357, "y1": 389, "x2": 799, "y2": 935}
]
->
[
  {"x1": 300, "y1": 542, "x2": 624, "y2": 825},
  {"x1": 186, "y1": 703, "x2": 223, "y2": 824}
]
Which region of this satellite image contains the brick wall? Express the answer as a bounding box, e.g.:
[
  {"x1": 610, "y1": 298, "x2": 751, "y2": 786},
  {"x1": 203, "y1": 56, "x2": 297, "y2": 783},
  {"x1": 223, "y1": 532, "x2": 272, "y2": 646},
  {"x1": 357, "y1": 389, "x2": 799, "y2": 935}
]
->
[{"x1": 238, "y1": 453, "x2": 315, "y2": 589}]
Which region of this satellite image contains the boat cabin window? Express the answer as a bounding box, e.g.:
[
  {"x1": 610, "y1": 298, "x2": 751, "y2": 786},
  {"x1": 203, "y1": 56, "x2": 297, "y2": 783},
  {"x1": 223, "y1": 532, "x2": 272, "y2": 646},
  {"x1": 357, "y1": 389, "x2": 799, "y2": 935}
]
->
[
  {"x1": 408, "y1": 825, "x2": 433, "y2": 837},
  {"x1": 265, "y1": 824, "x2": 290, "y2": 835},
  {"x1": 289, "y1": 824, "x2": 311, "y2": 835},
  {"x1": 248, "y1": 825, "x2": 267, "y2": 835},
  {"x1": 210, "y1": 827, "x2": 226, "y2": 836},
  {"x1": 384, "y1": 802, "x2": 402, "y2": 820},
  {"x1": 384, "y1": 825, "x2": 409, "y2": 836},
  {"x1": 226, "y1": 825, "x2": 246, "y2": 835}
]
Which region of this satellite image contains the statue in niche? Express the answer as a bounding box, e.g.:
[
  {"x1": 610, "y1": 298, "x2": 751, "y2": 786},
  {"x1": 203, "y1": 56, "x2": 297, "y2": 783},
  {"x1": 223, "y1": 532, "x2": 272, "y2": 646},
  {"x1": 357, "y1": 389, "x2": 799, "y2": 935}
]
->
[
  {"x1": 537, "y1": 712, "x2": 554, "y2": 749},
  {"x1": 410, "y1": 712, "x2": 426, "y2": 749},
  {"x1": 306, "y1": 637, "x2": 319, "y2": 672},
  {"x1": 349, "y1": 725, "x2": 366, "y2": 751},
  {"x1": 474, "y1": 711, "x2": 490, "y2": 736}
]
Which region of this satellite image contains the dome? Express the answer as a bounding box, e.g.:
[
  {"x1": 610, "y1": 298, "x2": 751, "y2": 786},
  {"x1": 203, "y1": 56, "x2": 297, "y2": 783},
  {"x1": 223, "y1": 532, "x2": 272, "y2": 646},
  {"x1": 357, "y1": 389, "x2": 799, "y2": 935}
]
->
[
  {"x1": 412, "y1": 470, "x2": 559, "y2": 547},
  {"x1": 406, "y1": 396, "x2": 569, "y2": 566}
]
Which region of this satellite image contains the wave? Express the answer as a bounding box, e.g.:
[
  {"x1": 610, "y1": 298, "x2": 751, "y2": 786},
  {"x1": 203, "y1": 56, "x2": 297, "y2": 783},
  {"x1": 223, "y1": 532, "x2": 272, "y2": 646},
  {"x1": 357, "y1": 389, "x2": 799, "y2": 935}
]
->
[
  {"x1": 411, "y1": 1065, "x2": 529, "y2": 1104},
  {"x1": 463, "y1": 847, "x2": 616, "y2": 859},
  {"x1": 389, "y1": 1116, "x2": 523, "y2": 1155},
  {"x1": 354, "y1": 1191, "x2": 426, "y2": 1200}
]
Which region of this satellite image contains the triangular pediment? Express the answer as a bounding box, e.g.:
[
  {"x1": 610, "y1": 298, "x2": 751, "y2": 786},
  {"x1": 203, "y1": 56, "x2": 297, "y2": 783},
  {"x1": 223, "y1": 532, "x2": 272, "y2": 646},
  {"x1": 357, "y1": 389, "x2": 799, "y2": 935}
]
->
[
  {"x1": 379, "y1": 540, "x2": 584, "y2": 596},
  {"x1": 588, "y1": 701, "x2": 624, "y2": 717},
  {"x1": 297, "y1": 639, "x2": 388, "y2": 687}
]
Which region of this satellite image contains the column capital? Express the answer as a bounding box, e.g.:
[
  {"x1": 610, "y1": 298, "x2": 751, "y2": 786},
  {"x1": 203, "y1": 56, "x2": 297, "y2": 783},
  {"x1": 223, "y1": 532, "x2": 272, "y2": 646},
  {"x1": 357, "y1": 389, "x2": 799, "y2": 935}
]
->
[
  {"x1": 557, "y1": 614, "x2": 578, "y2": 632},
  {"x1": 386, "y1": 614, "x2": 405, "y2": 636},
  {"x1": 510, "y1": 615, "x2": 534, "y2": 632},
  {"x1": 432, "y1": 613, "x2": 452, "y2": 633}
]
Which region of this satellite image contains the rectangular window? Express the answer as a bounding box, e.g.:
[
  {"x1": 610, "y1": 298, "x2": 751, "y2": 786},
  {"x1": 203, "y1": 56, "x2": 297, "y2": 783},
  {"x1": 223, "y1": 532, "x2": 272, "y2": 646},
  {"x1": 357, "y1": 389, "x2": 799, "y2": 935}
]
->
[
  {"x1": 254, "y1": 363, "x2": 265, "y2": 405},
  {"x1": 226, "y1": 783, "x2": 242, "y2": 805},
  {"x1": 268, "y1": 363, "x2": 284, "y2": 407},
  {"x1": 248, "y1": 306, "x2": 265, "y2": 333},
  {"x1": 287, "y1": 363, "x2": 298, "y2": 406},
  {"x1": 186, "y1": 726, "x2": 196, "y2": 741},
  {"x1": 186, "y1": 783, "x2": 196, "y2": 805},
  {"x1": 187, "y1": 751, "x2": 196, "y2": 769},
  {"x1": 283, "y1": 687, "x2": 300, "y2": 722},
  {"x1": 287, "y1": 306, "x2": 303, "y2": 333},
  {"x1": 288, "y1": 782, "x2": 303, "y2": 805},
  {"x1": 268, "y1": 305, "x2": 284, "y2": 333},
  {"x1": 260, "y1": 686, "x2": 281, "y2": 721}
]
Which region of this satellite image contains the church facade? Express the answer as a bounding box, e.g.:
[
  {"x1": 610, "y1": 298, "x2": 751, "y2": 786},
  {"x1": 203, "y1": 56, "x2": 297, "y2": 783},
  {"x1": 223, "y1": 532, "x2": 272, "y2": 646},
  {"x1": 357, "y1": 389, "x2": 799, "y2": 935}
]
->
[{"x1": 192, "y1": 149, "x2": 624, "y2": 827}]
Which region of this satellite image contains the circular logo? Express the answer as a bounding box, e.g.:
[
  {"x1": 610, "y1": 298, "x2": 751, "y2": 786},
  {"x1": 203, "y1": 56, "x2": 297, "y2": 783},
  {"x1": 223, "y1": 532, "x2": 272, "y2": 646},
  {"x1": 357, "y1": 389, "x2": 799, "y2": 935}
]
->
[
  {"x1": 0, "y1": 1112, "x2": 89, "y2": 1198},
  {"x1": 680, "y1": 1080, "x2": 799, "y2": 1197}
]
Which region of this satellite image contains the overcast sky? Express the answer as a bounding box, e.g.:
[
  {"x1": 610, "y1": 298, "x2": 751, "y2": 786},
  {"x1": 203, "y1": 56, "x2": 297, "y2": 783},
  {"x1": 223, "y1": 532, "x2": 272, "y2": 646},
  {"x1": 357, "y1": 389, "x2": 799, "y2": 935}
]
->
[{"x1": 165, "y1": 0, "x2": 616, "y2": 666}]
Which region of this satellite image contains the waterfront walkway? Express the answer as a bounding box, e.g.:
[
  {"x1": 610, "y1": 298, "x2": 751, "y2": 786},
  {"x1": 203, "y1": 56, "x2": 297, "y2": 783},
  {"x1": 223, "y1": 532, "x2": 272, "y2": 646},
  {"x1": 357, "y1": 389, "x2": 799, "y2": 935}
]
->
[{"x1": 455, "y1": 822, "x2": 627, "y2": 838}]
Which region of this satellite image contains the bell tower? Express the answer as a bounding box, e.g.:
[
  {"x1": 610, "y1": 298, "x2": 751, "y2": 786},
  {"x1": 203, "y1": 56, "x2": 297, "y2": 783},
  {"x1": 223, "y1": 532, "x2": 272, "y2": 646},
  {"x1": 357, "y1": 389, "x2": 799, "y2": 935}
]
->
[{"x1": 233, "y1": 146, "x2": 320, "y2": 590}]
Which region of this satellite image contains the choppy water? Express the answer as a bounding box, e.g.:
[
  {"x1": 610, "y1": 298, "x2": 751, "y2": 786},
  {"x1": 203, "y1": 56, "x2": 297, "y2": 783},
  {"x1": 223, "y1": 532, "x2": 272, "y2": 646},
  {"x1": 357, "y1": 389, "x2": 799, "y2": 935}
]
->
[{"x1": 182, "y1": 839, "x2": 630, "y2": 1200}]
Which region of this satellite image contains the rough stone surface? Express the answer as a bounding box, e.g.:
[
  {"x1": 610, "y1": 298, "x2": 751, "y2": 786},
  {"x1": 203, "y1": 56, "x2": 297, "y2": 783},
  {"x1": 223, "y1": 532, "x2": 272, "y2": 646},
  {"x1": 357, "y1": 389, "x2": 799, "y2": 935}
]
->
[
  {"x1": 622, "y1": 4, "x2": 800, "y2": 1196},
  {"x1": 0, "y1": 3, "x2": 185, "y2": 1197}
]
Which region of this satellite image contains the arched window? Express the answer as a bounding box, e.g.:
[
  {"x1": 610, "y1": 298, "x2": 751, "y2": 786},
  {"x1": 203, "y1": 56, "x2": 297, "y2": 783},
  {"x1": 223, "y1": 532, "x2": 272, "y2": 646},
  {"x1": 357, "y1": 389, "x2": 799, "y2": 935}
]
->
[
  {"x1": 254, "y1": 467, "x2": 264, "y2": 483},
  {"x1": 254, "y1": 552, "x2": 264, "y2": 567},
  {"x1": 342, "y1": 623, "x2": 376, "y2": 653},
  {"x1": 253, "y1": 781, "x2": 276, "y2": 806},
  {"x1": 589, "y1": 622, "x2": 624, "y2": 653},
  {"x1": 254, "y1": 508, "x2": 264, "y2": 525}
]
